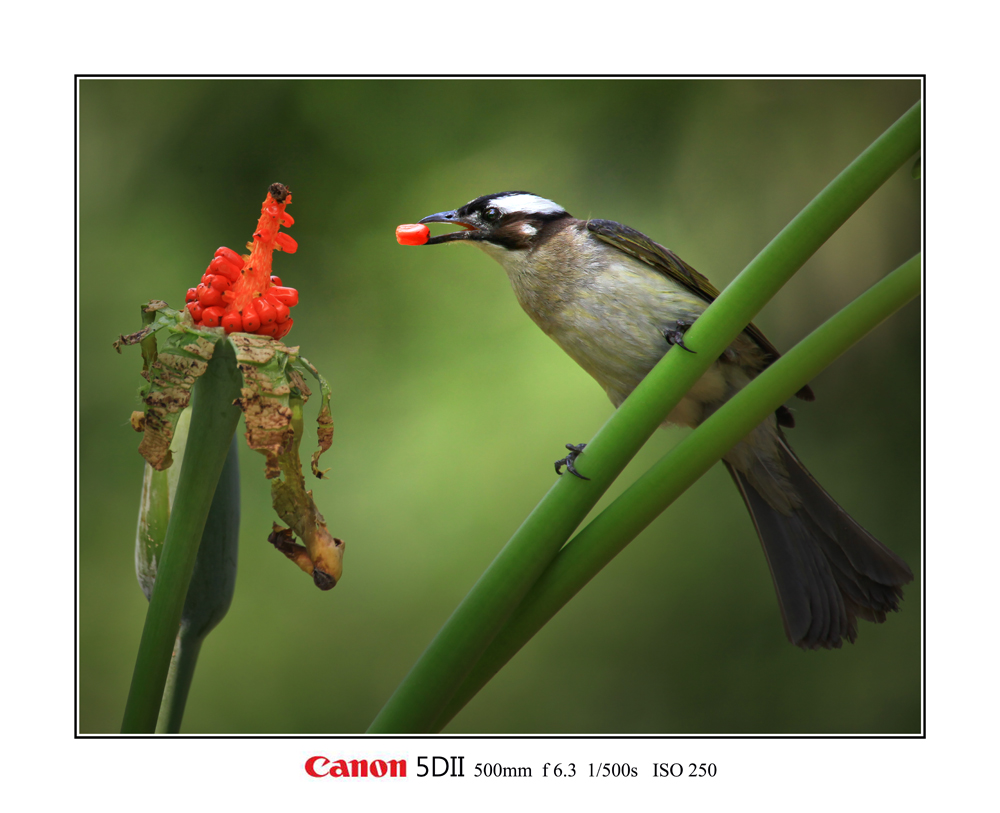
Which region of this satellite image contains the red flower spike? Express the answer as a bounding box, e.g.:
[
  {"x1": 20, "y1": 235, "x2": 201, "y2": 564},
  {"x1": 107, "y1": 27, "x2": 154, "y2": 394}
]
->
[{"x1": 182, "y1": 183, "x2": 300, "y2": 338}]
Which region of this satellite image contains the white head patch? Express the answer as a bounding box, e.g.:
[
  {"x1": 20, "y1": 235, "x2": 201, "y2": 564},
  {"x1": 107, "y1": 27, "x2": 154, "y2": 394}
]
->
[{"x1": 490, "y1": 193, "x2": 565, "y2": 217}]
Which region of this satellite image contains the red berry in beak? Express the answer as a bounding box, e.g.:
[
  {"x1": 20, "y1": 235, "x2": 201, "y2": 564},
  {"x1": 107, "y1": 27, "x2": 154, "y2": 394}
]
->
[{"x1": 396, "y1": 223, "x2": 430, "y2": 245}]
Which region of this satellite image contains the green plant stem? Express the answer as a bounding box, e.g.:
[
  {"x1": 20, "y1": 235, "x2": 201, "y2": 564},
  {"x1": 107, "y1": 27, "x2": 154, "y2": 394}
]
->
[
  {"x1": 121, "y1": 340, "x2": 243, "y2": 733},
  {"x1": 156, "y1": 633, "x2": 204, "y2": 734},
  {"x1": 367, "y1": 102, "x2": 921, "y2": 734},
  {"x1": 155, "y1": 433, "x2": 241, "y2": 733},
  {"x1": 434, "y1": 253, "x2": 921, "y2": 730}
]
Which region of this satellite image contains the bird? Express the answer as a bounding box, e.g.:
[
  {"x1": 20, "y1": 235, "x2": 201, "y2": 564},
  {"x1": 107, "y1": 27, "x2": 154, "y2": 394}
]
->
[{"x1": 414, "y1": 190, "x2": 913, "y2": 650}]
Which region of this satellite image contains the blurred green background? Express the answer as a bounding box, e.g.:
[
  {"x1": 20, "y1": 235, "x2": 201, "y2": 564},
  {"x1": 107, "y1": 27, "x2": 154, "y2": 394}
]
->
[{"x1": 79, "y1": 78, "x2": 921, "y2": 734}]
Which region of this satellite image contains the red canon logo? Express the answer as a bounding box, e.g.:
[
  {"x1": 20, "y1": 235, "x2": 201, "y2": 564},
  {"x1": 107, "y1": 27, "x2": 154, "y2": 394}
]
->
[{"x1": 305, "y1": 757, "x2": 407, "y2": 778}]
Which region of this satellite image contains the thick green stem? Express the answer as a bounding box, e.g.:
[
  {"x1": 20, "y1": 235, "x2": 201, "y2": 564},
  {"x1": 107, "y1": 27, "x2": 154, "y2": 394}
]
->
[
  {"x1": 434, "y1": 253, "x2": 921, "y2": 730},
  {"x1": 155, "y1": 433, "x2": 241, "y2": 733},
  {"x1": 121, "y1": 340, "x2": 243, "y2": 733},
  {"x1": 367, "y1": 102, "x2": 921, "y2": 734}
]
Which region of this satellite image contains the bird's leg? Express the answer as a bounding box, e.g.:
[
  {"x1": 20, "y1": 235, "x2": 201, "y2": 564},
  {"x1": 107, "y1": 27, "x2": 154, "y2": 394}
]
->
[
  {"x1": 555, "y1": 442, "x2": 590, "y2": 480},
  {"x1": 662, "y1": 319, "x2": 696, "y2": 353}
]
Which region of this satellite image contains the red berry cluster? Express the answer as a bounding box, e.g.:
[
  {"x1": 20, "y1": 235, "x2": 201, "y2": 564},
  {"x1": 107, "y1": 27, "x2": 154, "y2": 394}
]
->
[{"x1": 185, "y1": 184, "x2": 300, "y2": 339}]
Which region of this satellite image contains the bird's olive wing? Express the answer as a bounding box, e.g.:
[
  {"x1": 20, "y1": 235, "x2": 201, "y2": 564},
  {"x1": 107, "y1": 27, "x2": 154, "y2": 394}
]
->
[
  {"x1": 587, "y1": 218, "x2": 722, "y2": 301},
  {"x1": 586, "y1": 219, "x2": 814, "y2": 404}
]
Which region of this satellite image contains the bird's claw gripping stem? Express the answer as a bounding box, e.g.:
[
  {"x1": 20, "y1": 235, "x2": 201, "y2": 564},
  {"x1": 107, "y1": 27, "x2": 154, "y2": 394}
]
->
[
  {"x1": 555, "y1": 443, "x2": 590, "y2": 480},
  {"x1": 663, "y1": 319, "x2": 696, "y2": 353}
]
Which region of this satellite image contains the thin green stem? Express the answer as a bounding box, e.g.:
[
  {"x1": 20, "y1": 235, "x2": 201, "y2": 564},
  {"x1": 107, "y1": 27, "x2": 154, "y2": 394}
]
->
[
  {"x1": 367, "y1": 102, "x2": 921, "y2": 734},
  {"x1": 156, "y1": 633, "x2": 204, "y2": 734},
  {"x1": 121, "y1": 340, "x2": 243, "y2": 733},
  {"x1": 435, "y1": 253, "x2": 921, "y2": 730}
]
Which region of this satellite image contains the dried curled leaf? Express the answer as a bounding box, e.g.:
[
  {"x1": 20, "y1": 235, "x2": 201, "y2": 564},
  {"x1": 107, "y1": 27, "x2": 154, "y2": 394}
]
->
[
  {"x1": 116, "y1": 304, "x2": 224, "y2": 470},
  {"x1": 113, "y1": 300, "x2": 171, "y2": 353},
  {"x1": 231, "y1": 334, "x2": 294, "y2": 479},
  {"x1": 312, "y1": 405, "x2": 334, "y2": 479},
  {"x1": 289, "y1": 354, "x2": 334, "y2": 478},
  {"x1": 269, "y1": 398, "x2": 345, "y2": 589},
  {"x1": 229, "y1": 336, "x2": 334, "y2": 482}
]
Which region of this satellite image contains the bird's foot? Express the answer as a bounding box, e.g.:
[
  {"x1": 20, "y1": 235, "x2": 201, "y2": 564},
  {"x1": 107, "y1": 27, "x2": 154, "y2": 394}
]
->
[
  {"x1": 663, "y1": 319, "x2": 696, "y2": 353},
  {"x1": 555, "y1": 442, "x2": 590, "y2": 480}
]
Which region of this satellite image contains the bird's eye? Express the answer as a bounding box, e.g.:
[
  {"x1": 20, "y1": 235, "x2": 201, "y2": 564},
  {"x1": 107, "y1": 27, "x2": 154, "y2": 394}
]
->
[{"x1": 481, "y1": 206, "x2": 501, "y2": 223}]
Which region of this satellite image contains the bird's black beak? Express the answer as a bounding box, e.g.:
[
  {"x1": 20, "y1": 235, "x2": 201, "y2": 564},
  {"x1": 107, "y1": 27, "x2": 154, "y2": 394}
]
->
[{"x1": 419, "y1": 210, "x2": 480, "y2": 244}]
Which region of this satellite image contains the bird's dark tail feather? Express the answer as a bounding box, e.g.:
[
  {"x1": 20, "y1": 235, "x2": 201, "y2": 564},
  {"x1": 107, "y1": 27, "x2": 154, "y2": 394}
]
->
[{"x1": 724, "y1": 438, "x2": 913, "y2": 650}]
